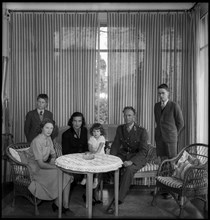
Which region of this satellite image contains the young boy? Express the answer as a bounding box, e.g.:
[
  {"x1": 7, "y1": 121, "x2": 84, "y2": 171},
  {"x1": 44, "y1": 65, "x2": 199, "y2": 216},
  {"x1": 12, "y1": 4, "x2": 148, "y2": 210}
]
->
[{"x1": 24, "y1": 94, "x2": 54, "y2": 143}]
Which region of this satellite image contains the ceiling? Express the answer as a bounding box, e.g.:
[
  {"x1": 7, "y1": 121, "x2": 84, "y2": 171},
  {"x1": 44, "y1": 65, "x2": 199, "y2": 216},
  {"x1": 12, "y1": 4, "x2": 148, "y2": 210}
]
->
[{"x1": 4, "y1": 2, "x2": 196, "y2": 11}]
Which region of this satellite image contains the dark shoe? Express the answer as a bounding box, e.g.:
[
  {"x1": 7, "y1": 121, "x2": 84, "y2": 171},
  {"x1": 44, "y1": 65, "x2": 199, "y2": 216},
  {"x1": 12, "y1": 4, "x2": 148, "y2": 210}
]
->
[
  {"x1": 52, "y1": 203, "x2": 69, "y2": 213},
  {"x1": 82, "y1": 194, "x2": 96, "y2": 206},
  {"x1": 63, "y1": 208, "x2": 75, "y2": 216},
  {"x1": 106, "y1": 206, "x2": 115, "y2": 214},
  {"x1": 52, "y1": 203, "x2": 58, "y2": 212},
  {"x1": 162, "y1": 193, "x2": 172, "y2": 200}
]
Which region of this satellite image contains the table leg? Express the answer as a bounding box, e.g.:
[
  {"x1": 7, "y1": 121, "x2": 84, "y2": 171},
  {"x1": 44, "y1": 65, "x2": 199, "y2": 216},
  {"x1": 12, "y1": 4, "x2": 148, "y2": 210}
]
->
[
  {"x1": 86, "y1": 173, "x2": 93, "y2": 218},
  {"x1": 114, "y1": 169, "x2": 119, "y2": 216},
  {"x1": 58, "y1": 168, "x2": 63, "y2": 218}
]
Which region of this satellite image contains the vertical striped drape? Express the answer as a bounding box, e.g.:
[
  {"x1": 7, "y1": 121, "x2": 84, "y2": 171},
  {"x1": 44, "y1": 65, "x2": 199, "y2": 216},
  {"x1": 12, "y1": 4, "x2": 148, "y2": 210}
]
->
[
  {"x1": 107, "y1": 12, "x2": 196, "y2": 148},
  {"x1": 10, "y1": 12, "x2": 98, "y2": 142}
]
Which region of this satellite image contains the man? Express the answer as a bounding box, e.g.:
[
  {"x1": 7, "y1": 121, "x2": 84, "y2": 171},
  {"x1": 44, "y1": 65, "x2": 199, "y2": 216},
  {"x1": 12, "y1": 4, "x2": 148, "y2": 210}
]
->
[
  {"x1": 107, "y1": 106, "x2": 149, "y2": 214},
  {"x1": 24, "y1": 94, "x2": 55, "y2": 143},
  {"x1": 154, "y1": 83, "x2": 184, "y2": 199}
]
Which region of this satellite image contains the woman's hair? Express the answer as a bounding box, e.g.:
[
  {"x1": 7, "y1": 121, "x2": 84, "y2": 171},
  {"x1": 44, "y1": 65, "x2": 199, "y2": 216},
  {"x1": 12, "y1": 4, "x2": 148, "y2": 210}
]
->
[
  {"x1": 89, "y1": 123, "x2": 105, "y2": 136},
  {"x1": 38, "y1": 118, "x2": 55, "y2": 134},
  {"x1": 67, "y1": 112, "x2": 86, "y2": 127}
]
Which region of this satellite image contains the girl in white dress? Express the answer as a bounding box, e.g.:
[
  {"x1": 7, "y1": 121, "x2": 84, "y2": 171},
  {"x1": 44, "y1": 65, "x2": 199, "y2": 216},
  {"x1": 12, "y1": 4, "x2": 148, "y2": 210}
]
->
[{"x1": 81, "y1": 123, "x2": 106, "y2": 188}]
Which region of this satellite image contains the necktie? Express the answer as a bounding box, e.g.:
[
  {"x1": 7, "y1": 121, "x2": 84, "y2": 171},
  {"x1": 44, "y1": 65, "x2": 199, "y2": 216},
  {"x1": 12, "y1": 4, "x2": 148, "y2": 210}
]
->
[
  {"x1": 161, "y1": 101, "x2": 165, "y2": 110},
  {"x1": 39, "y1": 111, "x2": 43, "y2": 121}
]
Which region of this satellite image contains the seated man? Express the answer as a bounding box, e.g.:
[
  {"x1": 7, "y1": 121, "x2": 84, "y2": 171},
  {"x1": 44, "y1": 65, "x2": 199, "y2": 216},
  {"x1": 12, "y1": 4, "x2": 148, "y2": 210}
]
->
[{"x1": 107, "y1": 106, "x2": 149, "y2": 214}]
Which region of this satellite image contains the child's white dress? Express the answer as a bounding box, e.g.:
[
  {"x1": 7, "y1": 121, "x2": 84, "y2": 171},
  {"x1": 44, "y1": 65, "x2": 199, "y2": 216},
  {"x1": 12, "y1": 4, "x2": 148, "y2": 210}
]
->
[{"x1": 88, "y1": 135, "x2": 106, "y2": 154}]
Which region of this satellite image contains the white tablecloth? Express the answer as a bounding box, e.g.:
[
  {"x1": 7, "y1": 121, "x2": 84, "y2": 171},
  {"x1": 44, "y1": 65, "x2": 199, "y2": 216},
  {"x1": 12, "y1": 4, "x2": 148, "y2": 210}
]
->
[{"x1": 55, "y1": 153, "x2": 123, "y2": 173}]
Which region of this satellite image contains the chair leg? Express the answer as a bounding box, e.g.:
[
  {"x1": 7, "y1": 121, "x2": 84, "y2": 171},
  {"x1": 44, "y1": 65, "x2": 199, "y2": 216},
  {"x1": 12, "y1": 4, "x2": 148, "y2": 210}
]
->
[
  {"x1": 100, "y1": 179, "x2": 103, "y2": 201},
  {"x1": 178, "y1": 196, "x2": 184, "y2": 218},
  {"x1": 11, "y1": 189, "x2": 15, "y2": 207},
  {"x1": 34, "y1": 197, "x2": 39, "y2": 216},
  {"x1": 151, "y1": 186, "x2": 158, "y2": 206}
]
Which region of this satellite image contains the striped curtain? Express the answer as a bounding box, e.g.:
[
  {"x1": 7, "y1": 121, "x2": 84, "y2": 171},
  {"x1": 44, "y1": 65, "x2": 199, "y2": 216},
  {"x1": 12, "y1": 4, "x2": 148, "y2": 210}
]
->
[
  {"x1": 10, "y1": 12, "x2": 98, "y2": 142},
  {"x1": 107, "y1": 12, "x2": 196, "y2": 148}
]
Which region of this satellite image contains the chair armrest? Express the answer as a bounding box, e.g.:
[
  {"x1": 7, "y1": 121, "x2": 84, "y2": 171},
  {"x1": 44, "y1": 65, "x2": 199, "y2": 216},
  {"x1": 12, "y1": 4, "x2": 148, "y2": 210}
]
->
[
  {"x1": 182, "y1": 164, "x2": 208, "y2": 188},
  {"x1": 53, "y1": 140, "x2": 62, "y2": 157},
  {"x1": 105, "y1": 141, "x2": 113, "y2": 154}
]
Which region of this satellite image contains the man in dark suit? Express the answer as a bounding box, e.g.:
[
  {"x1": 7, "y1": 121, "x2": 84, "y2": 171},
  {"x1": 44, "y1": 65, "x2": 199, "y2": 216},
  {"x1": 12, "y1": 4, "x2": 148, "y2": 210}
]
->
[
  {"x1": 154, "y1": 83, "x2": 184, "y2": 199},
  {"x1": 107, "y1": 106, "x2": 149, "y2": 214},
  {"x1": 24, "y1": 94, "x2": 54, "y2": 143}
]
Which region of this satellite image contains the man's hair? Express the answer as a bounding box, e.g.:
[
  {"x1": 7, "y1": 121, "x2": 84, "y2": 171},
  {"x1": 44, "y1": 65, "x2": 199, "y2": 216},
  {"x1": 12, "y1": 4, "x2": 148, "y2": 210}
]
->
[
  {"x1": 89, "y1": 123, "x2": 106, "y2": 136},
  {"x1": 122, "y1": 106, "x2": 136, "y2": 114},
  {"x1": 68, "y1": 112, "x2": 86, "y2": 127},
  {"x1": 37, "y1": 94, "x2": 49, "y2": 102},
  {"x1": 157, "y1": 83, "x2": 169, "y2": 91}
]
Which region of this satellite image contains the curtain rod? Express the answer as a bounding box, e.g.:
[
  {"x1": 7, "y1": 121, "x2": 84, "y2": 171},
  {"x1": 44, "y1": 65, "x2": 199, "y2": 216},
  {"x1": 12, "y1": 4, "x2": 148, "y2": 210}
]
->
[{"x1": 8, "y1": 9, "x2": 190, "y2": 13}]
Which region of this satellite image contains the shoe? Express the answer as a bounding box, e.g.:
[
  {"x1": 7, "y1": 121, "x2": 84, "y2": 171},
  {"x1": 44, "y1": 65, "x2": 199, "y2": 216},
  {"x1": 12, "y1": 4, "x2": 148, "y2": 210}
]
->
[
  {"x1": 62, "y1": 207, "x2": 75, "y2": 216},
  {"x1": 162, "y1": 193, "x2": 172, "y2": 200},
  {"x1": 82, "y1": 194, "x2": 96, "y2": 206},
  {"x1": 52, "y1": 203, "x2": 69, "y2": 213},
  {"x1": 106, "y1": 206, "x2": 115, "y2": 214},
  {"x1": 81, "y1": 178, "x2": 86, "y2": 185}
]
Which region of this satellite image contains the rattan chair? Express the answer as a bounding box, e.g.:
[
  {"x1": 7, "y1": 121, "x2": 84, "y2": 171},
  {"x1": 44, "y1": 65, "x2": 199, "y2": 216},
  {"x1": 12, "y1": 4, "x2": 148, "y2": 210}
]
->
[
  {"x1": 6, "y1": 143, "x2": 41, "y2": 215},
  {"x1": 151, "y1": 143, "x2": 208, "y2": 218}
]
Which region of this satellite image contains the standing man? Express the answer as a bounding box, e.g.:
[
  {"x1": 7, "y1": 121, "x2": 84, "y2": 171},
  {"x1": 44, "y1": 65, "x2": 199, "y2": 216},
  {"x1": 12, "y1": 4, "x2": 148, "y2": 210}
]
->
[
  {"x1": 107, "y1": 106, "x2": 149, "y2": 214},
  {"x1": 24, "y1": 94, "x2": 55, "y2": 143},
  {"x1": 154, "y1": 83, "x2": 184, "y2": 198}
]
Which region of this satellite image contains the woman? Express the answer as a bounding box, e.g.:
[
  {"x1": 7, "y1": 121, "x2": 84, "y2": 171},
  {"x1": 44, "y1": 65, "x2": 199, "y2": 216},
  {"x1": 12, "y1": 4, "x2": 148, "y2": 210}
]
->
[
  {"x1": 27, "y1": 118, "x2": 73, "y2": 213},
  {"x1": 62, "y1": 112, "x2": 88, "y2": 155},
  {"x1": 62, "y1": 112, "x2": 101, "y2": 204}
]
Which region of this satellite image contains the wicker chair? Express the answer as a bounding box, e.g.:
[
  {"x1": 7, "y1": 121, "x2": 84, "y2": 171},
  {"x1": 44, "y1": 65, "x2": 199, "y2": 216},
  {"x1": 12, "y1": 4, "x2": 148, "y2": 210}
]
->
[
  {"x1": 151, "y1": 143, "x2": 208, "y2": 218},
  {"x1": 6, "y1": 142, "x2": 42, "y2": 215}
]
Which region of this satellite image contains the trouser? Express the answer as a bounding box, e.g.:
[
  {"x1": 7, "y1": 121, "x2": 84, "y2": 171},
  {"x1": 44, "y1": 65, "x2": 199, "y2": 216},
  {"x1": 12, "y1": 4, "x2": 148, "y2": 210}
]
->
[
  {"x1": 118, "y1": 164, "x2": 142, "y2": 202},
  {"x1": 156, "y1": 140, "x2": 178, "y2": 161}
]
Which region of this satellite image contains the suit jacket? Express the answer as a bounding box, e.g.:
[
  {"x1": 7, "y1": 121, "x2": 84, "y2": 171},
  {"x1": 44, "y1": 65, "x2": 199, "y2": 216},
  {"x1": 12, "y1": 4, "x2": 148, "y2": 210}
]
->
[
  {"x1": 110, "y1": 123, "x2": 149, "y2": 168},
  {"x1": 154, "y1": 100, "x2": 184, "y2": 143},
  {"x1": 24, "y1": 109, "x2": 53, "y2": 143},
  {"x1": 62, "y1": 126, "x2": 88, "y2": 155}
]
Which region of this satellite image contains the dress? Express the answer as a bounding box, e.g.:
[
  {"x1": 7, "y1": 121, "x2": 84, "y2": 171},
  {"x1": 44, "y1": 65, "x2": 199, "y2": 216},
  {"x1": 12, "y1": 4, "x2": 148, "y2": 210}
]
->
[
  {"x1": 88, "y1": 136, "x2": 106, "y2": 154},
  {"x1": 27, "y1": 134, "x2": 72, "y2": 200}
]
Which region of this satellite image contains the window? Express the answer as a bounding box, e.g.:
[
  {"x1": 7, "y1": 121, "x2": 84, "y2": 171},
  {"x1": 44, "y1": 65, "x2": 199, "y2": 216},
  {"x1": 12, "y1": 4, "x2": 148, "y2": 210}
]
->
[{"x1": 95, "y1": 26, "x2": 108, "y2": 124}]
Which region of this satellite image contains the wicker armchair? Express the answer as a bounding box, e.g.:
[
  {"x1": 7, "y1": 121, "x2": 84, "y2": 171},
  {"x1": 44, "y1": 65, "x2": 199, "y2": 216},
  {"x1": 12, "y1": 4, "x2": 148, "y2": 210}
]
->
[
  {"x1": 151, "y1": 143, "x2": 208, "y2": 218},
  {"x1": 6, "y1": 143, "x2": 42, "y2": 215}
]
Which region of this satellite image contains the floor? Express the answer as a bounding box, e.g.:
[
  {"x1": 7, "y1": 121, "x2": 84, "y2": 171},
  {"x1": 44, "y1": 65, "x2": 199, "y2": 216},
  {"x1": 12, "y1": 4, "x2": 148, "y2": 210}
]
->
[{"x1": 1, "y1": 182, "x2": 208, "y2": 219}]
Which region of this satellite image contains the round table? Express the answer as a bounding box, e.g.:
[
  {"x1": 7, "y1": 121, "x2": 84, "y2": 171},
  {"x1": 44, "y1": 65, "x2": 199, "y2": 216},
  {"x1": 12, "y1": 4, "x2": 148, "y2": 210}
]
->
[{"x1": 55, "y1": 153, "x2": 123, "y2": 218}]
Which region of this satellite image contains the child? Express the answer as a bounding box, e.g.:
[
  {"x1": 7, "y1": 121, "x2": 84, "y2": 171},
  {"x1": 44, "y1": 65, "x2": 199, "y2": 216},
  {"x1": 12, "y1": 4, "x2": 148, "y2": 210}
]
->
[
  {"x1": 81, "y1": 123, "x2": 106, "y2": 189},
  {"x1": 24, "y1": 94, "x2": 54, "y2": 143}
]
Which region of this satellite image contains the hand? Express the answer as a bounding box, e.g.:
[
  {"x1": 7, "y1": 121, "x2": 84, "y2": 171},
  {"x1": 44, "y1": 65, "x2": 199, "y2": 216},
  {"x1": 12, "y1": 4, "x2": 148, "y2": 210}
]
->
[{"x1": 123, "y1": 160, "x2": 133, "y2": 167}]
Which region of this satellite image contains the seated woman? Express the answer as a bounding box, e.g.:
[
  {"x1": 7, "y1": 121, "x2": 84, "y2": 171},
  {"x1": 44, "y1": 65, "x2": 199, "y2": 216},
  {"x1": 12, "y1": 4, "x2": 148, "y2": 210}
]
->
[
  {"x1": 27, "y1": 118, "x2": 73, "y2": 214},
  {"x1": 62, "y1": 112, "x2": 102, "y2": 204}
]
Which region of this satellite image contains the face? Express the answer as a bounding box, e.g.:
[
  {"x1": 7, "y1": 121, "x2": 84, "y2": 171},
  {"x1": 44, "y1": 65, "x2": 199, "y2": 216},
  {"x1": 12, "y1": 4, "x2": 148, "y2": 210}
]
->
[
  {"x1": 123, "y1": 109, "x2": 135, "y2": 125},
  {"x1": 92, "y1": 129, "x2": 101, "y2": 139},
  {"x1": 37, "y1": 98, "x2": 47, "y2": 110},
  {"x1": 158, "y1": 88, "x2": 169, "y2": 102},
  {"x1": 72, "y1": 116, "x2": 83, "y2": 130},
  {"x1": 42, "y1": 122, "x2": 54, "y2": 137}
]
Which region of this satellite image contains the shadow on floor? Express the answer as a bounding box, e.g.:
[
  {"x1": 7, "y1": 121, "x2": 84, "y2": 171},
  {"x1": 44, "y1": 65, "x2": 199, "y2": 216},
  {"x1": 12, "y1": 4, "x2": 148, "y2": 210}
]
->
[{"x1": 1, "y1": 183, "x2": 208, "y2": 219}]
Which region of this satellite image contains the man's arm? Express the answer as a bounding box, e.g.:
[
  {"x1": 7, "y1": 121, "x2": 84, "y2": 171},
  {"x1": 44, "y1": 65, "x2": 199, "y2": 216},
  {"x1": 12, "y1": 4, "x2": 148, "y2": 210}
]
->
[
  {"x1": 174, "y1": 103, "x2": 184, "y2": 133},
  {"x1": 130, "y1": 128, "x2": 149, "y2": 166}
]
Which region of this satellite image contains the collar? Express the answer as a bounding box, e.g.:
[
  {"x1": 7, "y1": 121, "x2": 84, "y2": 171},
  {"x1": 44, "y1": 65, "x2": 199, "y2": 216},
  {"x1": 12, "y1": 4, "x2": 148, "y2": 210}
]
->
[
  {"x1": 37, "y1": 109, "x2": 44, "y2": 114},
  {"x1": 127, "y1": 122, "x2": 134, "y2": 130}
]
